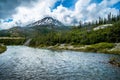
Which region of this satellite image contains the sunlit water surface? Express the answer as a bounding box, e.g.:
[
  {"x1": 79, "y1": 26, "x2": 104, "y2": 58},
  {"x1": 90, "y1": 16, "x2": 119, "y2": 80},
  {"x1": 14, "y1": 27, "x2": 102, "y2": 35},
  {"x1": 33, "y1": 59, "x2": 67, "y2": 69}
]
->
[{"x1": 0, "y1": 46, "x2": 120, "y2": 80}]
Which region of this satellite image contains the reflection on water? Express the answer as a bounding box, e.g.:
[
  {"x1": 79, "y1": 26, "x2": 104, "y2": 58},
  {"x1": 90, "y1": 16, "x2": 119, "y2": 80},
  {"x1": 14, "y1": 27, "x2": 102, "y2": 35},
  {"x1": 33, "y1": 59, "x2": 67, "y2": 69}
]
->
[{"x1": 0, "y1": 46, "x2": 120, "y2": 80}]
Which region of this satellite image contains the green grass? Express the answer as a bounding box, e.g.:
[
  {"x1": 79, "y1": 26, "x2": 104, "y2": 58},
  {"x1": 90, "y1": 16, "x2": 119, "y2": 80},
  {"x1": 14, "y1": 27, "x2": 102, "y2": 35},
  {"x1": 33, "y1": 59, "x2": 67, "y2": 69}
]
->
[
  {"x1": 85, "y1": 42, "x2": 115, "y2": 52},
  {"x1": 106, "y1": 50, "x2": 120, "y2": 54},
  {"x1": 0, "y1": 44, "x2": 7, "y2": 53}
]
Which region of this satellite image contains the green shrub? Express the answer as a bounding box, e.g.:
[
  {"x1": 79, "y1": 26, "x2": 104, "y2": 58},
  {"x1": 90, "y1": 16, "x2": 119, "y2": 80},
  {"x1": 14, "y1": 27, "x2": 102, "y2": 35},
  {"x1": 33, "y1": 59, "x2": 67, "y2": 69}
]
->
[
  {"x1": 92, "y1": 42, "x2": 114, "y2": 49},
  {"x1": 85, "y1": 46, "x2": 97, "y2": 52},
  {"x1": 0, "y1": 38, "x2": 26, "y2": 45},
  {"x1": 107, "y1": 50, "x2": 120, "y2": 54},
  {"x1": 85, "y1": 42, "x2": 115, "y2": 52},
  {"x1": 0, "y1": 44, "x2": 7, "y2": 53}
]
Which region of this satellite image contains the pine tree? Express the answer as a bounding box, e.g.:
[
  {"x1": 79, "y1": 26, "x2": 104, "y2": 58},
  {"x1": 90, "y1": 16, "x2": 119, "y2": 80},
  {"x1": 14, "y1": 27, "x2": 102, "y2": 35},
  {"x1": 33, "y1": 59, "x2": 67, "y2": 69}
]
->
[{"x1": 79, "y1": 21, "x2": 82, "y2": 28}]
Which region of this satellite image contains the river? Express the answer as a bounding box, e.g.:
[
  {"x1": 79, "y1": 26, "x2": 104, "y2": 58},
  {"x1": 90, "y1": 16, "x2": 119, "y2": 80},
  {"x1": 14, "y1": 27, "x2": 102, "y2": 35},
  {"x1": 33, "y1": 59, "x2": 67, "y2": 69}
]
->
[{"x1": 0, "y1": 46, "x2": 120, "y2": 80}]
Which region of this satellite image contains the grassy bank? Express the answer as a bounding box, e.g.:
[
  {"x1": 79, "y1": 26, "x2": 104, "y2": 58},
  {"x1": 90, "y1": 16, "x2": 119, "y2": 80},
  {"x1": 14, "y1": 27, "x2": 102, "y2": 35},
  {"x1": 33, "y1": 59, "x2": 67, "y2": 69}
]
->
[
  {"x1": 0, "y1": 44, "x2": 7, "y2": 53},
  {"x1": 35, "y1": 42, "x2": 120, "y2": 55},
  {"x1": 0, "y1": 37, "x2": 26, "y2": 45},
  {"x1": 0, "y1": 37, "x2": 26, "y2": 53}
]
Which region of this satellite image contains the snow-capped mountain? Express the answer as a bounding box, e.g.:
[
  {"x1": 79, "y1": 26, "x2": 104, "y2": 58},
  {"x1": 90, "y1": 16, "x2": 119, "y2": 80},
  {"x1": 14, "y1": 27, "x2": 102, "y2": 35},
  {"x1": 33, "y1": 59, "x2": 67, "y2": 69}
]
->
[
  {"x1": 27, "y1": 17, "x2": 64, "y2": 27},
  {"x1": 0, "y1": 17, "x2": 67, "y2": 37}
]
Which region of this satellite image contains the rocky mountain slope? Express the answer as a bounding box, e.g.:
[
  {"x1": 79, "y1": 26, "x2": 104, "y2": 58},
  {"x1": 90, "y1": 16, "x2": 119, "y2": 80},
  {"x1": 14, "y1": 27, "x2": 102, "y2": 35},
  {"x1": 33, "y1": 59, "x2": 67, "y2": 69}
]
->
[{"x1": 27, "y1": 17, "x2": 64, "y2": 28}]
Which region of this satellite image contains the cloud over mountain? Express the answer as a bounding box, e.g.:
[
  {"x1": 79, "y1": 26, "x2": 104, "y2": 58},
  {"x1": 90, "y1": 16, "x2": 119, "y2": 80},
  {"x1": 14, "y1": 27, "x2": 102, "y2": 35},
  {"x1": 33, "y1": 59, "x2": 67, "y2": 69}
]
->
[{"x1": 0, "y1": 0, "x2": 120, "y2": 29}]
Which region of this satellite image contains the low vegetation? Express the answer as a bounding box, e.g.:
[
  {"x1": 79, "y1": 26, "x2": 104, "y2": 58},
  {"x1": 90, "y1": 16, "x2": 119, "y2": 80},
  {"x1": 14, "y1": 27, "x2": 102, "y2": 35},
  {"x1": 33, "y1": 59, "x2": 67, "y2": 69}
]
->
[
  {"x1": 0, "y1": 44, "x2": 7, "y2": 53},
  {"x1": 0, "y1": 37, "x2": 26, "y2": 45},
  {"x1": 43, "y1": 42, "x2": 119, "y2": 54},
  {"x1": 85, "y1": 42, "x2": 115, "y2": 53}
]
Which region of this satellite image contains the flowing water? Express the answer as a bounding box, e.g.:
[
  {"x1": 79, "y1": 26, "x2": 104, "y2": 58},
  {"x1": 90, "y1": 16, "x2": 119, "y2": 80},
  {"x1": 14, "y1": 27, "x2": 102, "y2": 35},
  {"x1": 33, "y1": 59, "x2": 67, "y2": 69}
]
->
[{"x1": 0, "y1": 46, "x2": 120, "y2": 80}]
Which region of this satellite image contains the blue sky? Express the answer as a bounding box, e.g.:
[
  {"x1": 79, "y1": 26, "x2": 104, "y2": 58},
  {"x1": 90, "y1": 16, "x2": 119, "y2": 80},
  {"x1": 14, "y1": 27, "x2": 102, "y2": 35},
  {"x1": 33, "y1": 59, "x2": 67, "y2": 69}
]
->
[
  {"x1": 52, "y1": 0, "x2": 77, "y2": 10},
  {"x1": 3, "y1": 19, "x2": 13, "y2": 23},
  {"x1": 0, "y1": 0, "x2": 120, "y2": 29},
  {"x1": 112, "y1": 2, "x2": 120, "y2": 9},
  {"x1": 90, "y1": 0, "x2": 102, "y2": 4},
  {"x1": 53, "y1": 0, "x2": 120, "y2": 9}
]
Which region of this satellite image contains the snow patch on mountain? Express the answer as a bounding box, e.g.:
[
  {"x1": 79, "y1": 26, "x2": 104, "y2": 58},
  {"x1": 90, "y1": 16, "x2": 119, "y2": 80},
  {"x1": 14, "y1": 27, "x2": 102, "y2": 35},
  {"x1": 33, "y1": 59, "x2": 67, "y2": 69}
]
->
[{"x1": 27, "y1": 17, "x2": 64, "y2": 27}]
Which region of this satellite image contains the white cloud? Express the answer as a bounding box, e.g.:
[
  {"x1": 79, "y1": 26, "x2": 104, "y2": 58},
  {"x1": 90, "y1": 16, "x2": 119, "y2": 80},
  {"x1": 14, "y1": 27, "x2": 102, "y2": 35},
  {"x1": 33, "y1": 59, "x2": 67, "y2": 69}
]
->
[
  {"x1": 52, "y1": 5, "x2": 74, "y2": 25},
  {"x1": 75, "y1": 0, "x2": 91, "y2": 12},
  {"x1": 0, "y1": 20, "x2": 16, "y2": 29},
  {"x1": 0, "y1": 0, "x2": 119, "y2": 29},
  {"x1": 12, "y1": 0, "x2": 56, "y2": 25}
]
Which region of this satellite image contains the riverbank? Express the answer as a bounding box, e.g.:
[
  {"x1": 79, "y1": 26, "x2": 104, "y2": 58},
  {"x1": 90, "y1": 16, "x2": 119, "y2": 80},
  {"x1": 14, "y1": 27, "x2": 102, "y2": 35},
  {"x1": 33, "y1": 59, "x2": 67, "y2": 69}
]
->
[
  {"x1": 0, "y1": 37, "x2": 26, "y2": 45},
  {"x1": 36, "y1": 42, "x2": 120, "y2": 55},
  {"x1": 0, "y1": 44, "x2": 7, "y2": 53}
]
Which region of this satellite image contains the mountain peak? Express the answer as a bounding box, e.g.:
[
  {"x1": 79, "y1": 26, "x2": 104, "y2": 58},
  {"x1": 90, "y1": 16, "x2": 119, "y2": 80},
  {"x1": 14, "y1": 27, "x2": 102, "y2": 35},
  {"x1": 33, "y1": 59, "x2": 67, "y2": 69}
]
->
[
  {"x1": 28, "y1": 17, "x2": 64, "y2": 27},
  {"x1": 43, "y1": 17, "x2": 55, "y2": 20}
]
